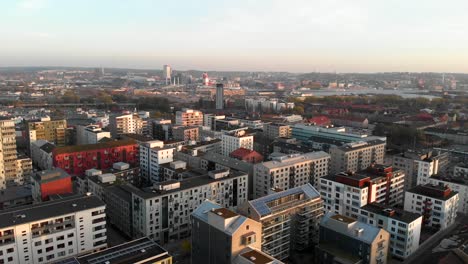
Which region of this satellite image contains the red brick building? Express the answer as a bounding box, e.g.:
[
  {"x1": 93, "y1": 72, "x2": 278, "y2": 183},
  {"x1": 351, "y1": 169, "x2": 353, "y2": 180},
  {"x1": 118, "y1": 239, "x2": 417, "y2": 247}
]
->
[
  {"x1": 52, "y1": 139, "x2": 138, "y2": 175},
  {"x1": 229, "y1": 148, "x2": 264, "y2": 164}
]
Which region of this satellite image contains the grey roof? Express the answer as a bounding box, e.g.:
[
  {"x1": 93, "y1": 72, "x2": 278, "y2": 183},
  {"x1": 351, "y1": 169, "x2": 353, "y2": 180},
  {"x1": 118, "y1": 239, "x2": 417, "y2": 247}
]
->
[
  {"x1": 58, "y1": 237, "x2": 171, "y2": 264},
  {"x1": 124, "y1": 170, "x2": 248, "y2": 199},
  {"x1": 321, "y1": 212, "x2": 382, "y2": 244},
  {"x1": 407, "y1": 184, "x2": 458, "y2": 201},
  {"x1": 248, "y1": 183, "x2": 321, "y2": 217},
  {"x1": 192, "y1": 200, "x2": 222, "y2": 223},
  {"x1": 0, "y1": 195, "x2": 105, "y2": 229},
  {"x1": 33, "y1": 168, "x2": 70, "y2": 183},
  {"x1": 0, "y1": 185, "x2": 32, "y2": 203},
  {"x1": 202, "y1": 152, "x2": 253, "y2": 173},
  {"x1": 192, "y1": 200, "x2": 248, "y2": 235},
  {"x1": 39, "y1": 142, "x2": 56, "y2": 153},
  {"x1": 361, "y1": 203, "x2": 422, "y2": 224},
  {"x1": 106, "y1": 186, "x2": 132, "y2": 202},
  {"x1": 259, "y1": 151, "x2": 330, "y2": 169}
]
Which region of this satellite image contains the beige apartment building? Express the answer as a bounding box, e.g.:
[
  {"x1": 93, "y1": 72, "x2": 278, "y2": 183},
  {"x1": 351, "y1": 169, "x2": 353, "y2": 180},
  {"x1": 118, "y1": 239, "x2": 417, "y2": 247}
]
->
[
  {"x1": 27, "y1": 119, "x2": 67, "y2": 146},
  {"x1": 330, "y1": 140, "x2": 386, "y2": 174},
  {"x1": 175, "y1": 108, "x2": 203, "y2": 126}
]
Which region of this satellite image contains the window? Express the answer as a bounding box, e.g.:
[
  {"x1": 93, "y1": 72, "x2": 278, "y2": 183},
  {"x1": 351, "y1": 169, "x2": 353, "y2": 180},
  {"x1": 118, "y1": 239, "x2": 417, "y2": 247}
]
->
[{"x1": 35, "y1": 241, "x2": 41, "y2": 246}]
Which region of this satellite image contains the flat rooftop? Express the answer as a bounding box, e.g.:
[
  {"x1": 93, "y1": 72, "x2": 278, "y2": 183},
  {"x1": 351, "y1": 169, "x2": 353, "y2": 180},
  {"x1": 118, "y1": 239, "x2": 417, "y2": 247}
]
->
[
  {"x1": 211, "y1": 208, "x2": 238, "y2": 219},
  {"x1": 74, "y1": 237, "x2": 170, "y2": 264},
  {"x1": 54, "y1": 139, "x2": 137, "y2": 154},
  {"x1": 0, "y1": 194, "x2": 104, "y2": 229},
  {"x1": 407, "y1": 184, "x2": 458, "y2": 201},
  {"x1": 361, "y1": 203, "x2": 421, "y2": 224},
  {"x1": 331, "y1": 214, "x2": 356, "y2": 224},
  {"x1": 239, "y1": 248, "x2": 277, "y2": 264}
]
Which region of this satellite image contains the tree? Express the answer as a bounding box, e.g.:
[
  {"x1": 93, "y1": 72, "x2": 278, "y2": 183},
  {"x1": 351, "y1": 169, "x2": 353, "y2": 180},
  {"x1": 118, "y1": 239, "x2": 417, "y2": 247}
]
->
[{"x1": 293, "y1": 106, "x2": 304, "y2": 115}]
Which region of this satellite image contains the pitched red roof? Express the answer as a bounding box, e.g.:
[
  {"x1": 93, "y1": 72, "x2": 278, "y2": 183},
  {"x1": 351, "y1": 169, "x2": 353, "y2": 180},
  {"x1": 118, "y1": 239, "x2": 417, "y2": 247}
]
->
[
  {"x1": 230, "y1": 147, "x2": 258, "y2": 158},
  {"x1": 308, "y1": 116, "x2": 331, "y2": 126}
]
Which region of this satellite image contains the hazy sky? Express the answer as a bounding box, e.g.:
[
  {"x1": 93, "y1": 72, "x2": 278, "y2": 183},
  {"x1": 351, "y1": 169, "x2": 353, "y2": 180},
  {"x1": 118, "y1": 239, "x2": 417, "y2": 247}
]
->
[{"x1": 1, "y1": 0, "x2": 468, "y2": 72}]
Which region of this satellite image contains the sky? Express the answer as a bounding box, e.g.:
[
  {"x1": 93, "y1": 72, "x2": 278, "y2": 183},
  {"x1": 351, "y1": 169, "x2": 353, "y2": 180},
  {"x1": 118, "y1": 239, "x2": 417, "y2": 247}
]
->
[{"x1": 1, "y1": 0, "x2": 468, "y2": 73}]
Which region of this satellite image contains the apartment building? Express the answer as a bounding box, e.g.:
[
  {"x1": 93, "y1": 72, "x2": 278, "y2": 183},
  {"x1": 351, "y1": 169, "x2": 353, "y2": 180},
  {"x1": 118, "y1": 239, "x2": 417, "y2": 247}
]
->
[
  {"x1": 172, "y1": 125, "x2": 199, "y2": 142},
  {"x1": 203, "y1": 114, "x2": 225, "y2": 130},
  {"x1": 148, "y1": 119, "x2": 172, "y2": 141},
  {"x1": 76, "y1": 125, "x2": 110, "y2": 145},
  {"x1": 0, "y1": 118, "x2": 29, "y2": 189},
  {"x1": 109, "y1": 113, "x2": 148, "y2": 137},
  {"x1": 263, "y1": 123, "x2": 291, "y2": 139},
  {"x1": 27, "y1": 119, "x2": 67, "y2": 147},
  {"x1": 139, "y1": 140, "x2": 175, "y2": 183},
  {"x1": 320, "y1": 164, "x2": 405, "y2": 218},
  {"x1": 175, "y1": 108, "x2": 203, "y2": 126},
  {"x1": 129, "y1": 169, "x2": 248, "y2": 244},
  {"x1": 222, "y1": 129, "x2": 254, "y2": 156},
  {"x1": 428, "y1": 174, "x2": 468, "y2": 214},
  {"x1": 253, "y1": 152, "x2": 330, "y2": 198},
  {"x1": 52, "y1": 139, "x2": 138, "y2": 176},
  {"x1": 392, "y1": 150, "x2": 449, "y2": 189},
  {"x1": 65, "y1": 237, "x2": 172, "y2": 264},
  {"x1": 316, "y1": 212, "x2": 390, "y2": 264},
  {"x1": 330, "y1": 140, "x2": 386, "y2": 174},
  {"x1": 30, "y1": 140, "x2": 54, "y2": 170},
  {"x1": 404, "y1": 184, "x2": 459, "y2": 229},
  {"x1": 0, "y1": 194, "x2": 107, "y2": 264},
  {"x1": 192, "y1": 200, "x2": 262, "y2": 264},
  {"x1": 238, "y1": 184, "x2": 324, "y2": 260},
  {"x1": 358, "y1": 203, "x2": 422, "y2": 259}
]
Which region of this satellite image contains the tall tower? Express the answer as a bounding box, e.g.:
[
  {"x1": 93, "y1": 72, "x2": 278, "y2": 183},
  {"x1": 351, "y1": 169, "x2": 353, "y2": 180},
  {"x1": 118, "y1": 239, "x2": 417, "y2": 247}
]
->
[
  {"x1": 0, "y1": 119, "x2": 18, "y2": 189},
  {"x1": 163, "y1": 65, "x2": 172, "y2": 85},
  {"x1": 216, "y1": 83, "x2": 224, "y2": 110}
]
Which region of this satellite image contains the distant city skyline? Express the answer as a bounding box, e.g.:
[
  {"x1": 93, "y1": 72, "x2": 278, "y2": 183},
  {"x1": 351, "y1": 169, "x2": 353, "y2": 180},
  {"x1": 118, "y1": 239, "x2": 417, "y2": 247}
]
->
[{"x1": 1, "y1": 0, "x2": 468, "y2": 73}]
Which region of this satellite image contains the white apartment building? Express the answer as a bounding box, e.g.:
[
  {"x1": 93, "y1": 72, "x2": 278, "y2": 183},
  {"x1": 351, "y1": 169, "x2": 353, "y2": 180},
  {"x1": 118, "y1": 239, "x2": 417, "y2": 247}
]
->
[
  {"x1": 428, "y1": 173, "x2": 468, "y2": 214},
  {"x1": 358, "y1": 203, "x2": 422, "y2": 259},
  {"x1": 404, "y1": 184, "x2": 459, "y2": 229},
  {"x1": 330, "y1": 140, "x2": 386, "y2": 175},
  {"x1": 454, "y1": 164, "x2": 468, "y2": 178},
  {"x1": 253, "y1": 152, "x2": 330, "y2": 198},
  {"x1": 76, "y1": 125, "x2": 110, "y2": 145},
  {"x1": 320, "y1": 165, "x2": 405, "y2": 218},
  {"x1": 139, "y1": 140, "x2": 175, "y2": 183},
  {"x1": 175, "y1": 108, "x2": 203, "y2": 126},
  {"x1": 0, "y1": 195, "x2": 107, "y2": 264},
  {"x1": 128, "y1": 169, "x2": 248, "y2": 244},
  {"x1": 392, "y1": 151, "x2": 449, "y2": 190},
  {"x1": 221, "y1": 130, "x2": 254, "y2": 157},
  {"x1": 109, "y1": 113, "x2": 148, "y2": 137}
]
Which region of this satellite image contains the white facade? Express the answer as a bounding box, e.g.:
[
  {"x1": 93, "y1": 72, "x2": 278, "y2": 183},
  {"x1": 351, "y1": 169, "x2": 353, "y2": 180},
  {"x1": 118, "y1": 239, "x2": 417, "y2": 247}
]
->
[
  {"x1": 109, "y1": 113, "x2": 148, "y2": 137},
  {"x1": 131, "y1": 170, "x2": 248, "y2": 244},
  {"x1": 415, "y1": 158, "x2": 439, "y2": 186},
  {"x1": 30, "y1": 140, "x2": 54, "y2": 171},
  {"x1": 320, "y1": 167, "x2": 405, "y2": 219},
  {"x1": 0, "y1": 195, "x2": 106, "y2": 264},
  {"x1": 428, "y1": 177, "x2": 468, "y2": 214},
  {"x1": 221, "y1": 131, "x2": 254, "y2": 157},
  {"x1": 139, "y1": 140, "x2": 175, "y2": 183},
  {"x1": 358, "y1": 205, "x2": 422, "y2": 259},
  {"x1": 0, "y1": 119, "x2": 21, "y2": 189},
  {"x1": 76, "y1": 125, "x2": 110, "y2": 145},
  {"x1": 253, "y1": 152, "x2": 330, "y2": 198},
  {"x1": 404, "y1": 185, "x2": 459, "y2": 229}
]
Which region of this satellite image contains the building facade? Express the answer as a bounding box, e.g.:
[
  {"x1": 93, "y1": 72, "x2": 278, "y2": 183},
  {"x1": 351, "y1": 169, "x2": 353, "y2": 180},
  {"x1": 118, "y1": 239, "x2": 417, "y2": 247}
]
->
[
  {"x1": 52, "y1": 139, "x2": 138, "y2": 176},
  {"x1": 139, "y1": 140, "x2": 175, "y2": 183},
  {"x1": 238, "y1": 184, "x2": 324, "y2": 260},
  {"x1": 192, "y1": 200, "x2": 262, "y2": 264},
  {"x1": 27, "y1": 119, "x2": 67, "y2": 147},
  {"x1": 130, "y1": 169, "x2": 248, "y2": 244},
  {"x1": 320, "y1": 165, "x2": 405, "y2": 218},
  {"x1": 404, "y1": 184, "x2": 459, "y2": 229},
  {"x1": 221, "y1": 130, "x2": 254, "y2": 157},
  {"x1": 316, "y1": 212, "x2": 390, "y2": 264},
  {"x1": 330, "y1": 140, "x2": 386, "y2": 175},
  {"x1": 253, "y1": 152, "x2": 330, "y2": 198},
  {"x1": 0, "y1": 195, "x2": 107, "y2": 264},
  {"x1": 175, "y1": 108, "x2": 203, "y2": 126}
]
